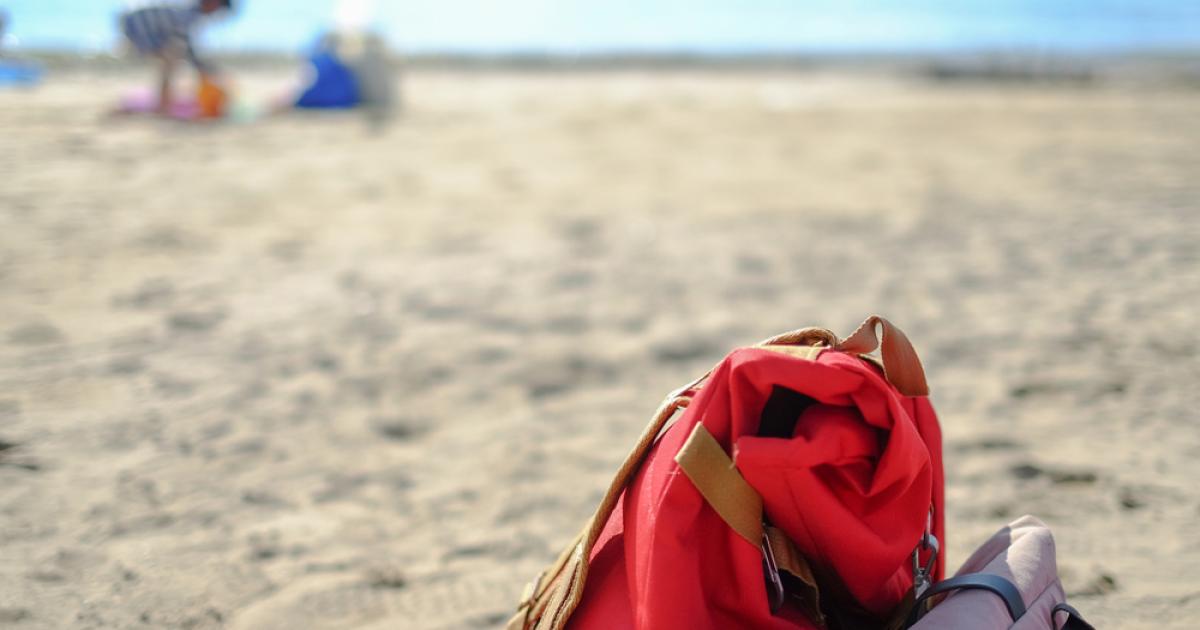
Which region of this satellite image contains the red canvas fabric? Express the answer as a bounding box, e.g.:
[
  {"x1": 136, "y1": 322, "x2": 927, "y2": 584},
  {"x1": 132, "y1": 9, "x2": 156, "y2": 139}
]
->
[{"x1": 569, "y1": 347, "x2": 944, "y2": 630}]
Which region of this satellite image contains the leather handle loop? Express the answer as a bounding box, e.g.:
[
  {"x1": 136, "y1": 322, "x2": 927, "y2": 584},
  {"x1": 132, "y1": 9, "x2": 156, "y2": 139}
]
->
[{"x1": 836, "y1": 315, "x2": 929, "y2": 397}]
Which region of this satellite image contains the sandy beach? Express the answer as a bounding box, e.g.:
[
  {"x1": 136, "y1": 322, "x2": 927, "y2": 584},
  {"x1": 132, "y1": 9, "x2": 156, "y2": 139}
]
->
[{"x1": 1, "y1": 64, "x2": 1198, "y2": 628}]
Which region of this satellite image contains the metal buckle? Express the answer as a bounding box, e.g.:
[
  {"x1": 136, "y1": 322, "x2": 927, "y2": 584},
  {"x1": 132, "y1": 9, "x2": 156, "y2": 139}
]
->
[
  {"x1": 911, "y1": 531, "x2": 939, "y2": 600},
  {"x1": 761, "y1": 530, "x2": 785, "y2": 614},
  {"x1": 911, "y1": 508, "x2": 938, "y2": 600}
]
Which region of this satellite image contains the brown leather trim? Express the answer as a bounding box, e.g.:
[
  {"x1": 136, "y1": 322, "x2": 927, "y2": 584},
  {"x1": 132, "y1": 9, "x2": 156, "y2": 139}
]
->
[
  {"x1": 675, "y1": 423, "x2": 764, "y2": 546},
  {"x1": 766, "y1": 525, "x2": 825, "y2": 627},
  {"x1": 836, "y1": 315, "x2": 929, "y2": 397},
  {"x1": 758, "y1": 344, "x2": 826, "y2": 361}
]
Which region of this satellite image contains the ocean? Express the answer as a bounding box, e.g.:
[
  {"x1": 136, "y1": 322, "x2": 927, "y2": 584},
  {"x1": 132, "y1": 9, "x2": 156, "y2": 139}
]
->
[{"x1": 4, "y1": 0, "x2": 1200, "y2": 55}]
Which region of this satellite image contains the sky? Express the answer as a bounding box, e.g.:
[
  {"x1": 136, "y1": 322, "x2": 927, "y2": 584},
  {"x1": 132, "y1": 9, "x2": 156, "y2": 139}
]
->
[{"x1": 4, "y1": 0, "x2": 1200, "y2": 54}]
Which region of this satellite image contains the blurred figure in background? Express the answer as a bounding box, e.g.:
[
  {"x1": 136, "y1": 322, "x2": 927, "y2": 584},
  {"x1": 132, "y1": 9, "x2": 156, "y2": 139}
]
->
[
  {"x1": 292, "y1": 32, "x2": 361, "y2": 111},
  {"x1": 288, "y1": 30, "x2": 395, "y2": 124},
  {"x1": 274, "y1": 0, "x2": 396, "y2": 129},
  {"x1": 355, "y1": 31, "x2": 397, "y2": 128},
  {"x1": 119, "y1": 0, "x2": 233, "y2": 115},
  {"x1": 330, "y1": 0, "x2": 396, "y2": 127}
]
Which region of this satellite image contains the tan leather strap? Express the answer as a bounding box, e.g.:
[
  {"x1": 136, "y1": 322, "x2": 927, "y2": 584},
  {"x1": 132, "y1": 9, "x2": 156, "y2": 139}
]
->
[
  {"x1": 675, "y1": 424, "x2": 825, "y2": 622},
  {"x1": 511, "y1": 392, "x2": 695, "y2": 629},
  {"x1": 758, "y1": 344, "x2": 826, "y2": 361},
  {"x1": 766, "y1": 525, "x2": 825, "y2": 625},
  {"x1": 760, "y1": 326, "x2": 839, "y2": 348},
  {"x1": 675, "y1": 423, "x2": 764, "y2": 545},
  {"x1": 764, "y1": 526, "x2": 815, "y2": 588},
  {"x1": 580, "y1": 394, "x2": 693, "y2": 550},
  {"x1": 674, "y1": 423, "x2": 819, "y2": 584},
  {"x1": 836, "y1": 315, "x2": 929, "y2": 397}
]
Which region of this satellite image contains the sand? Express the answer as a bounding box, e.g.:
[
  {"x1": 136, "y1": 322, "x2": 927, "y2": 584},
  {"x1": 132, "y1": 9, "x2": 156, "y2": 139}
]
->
[{"x1": 1, "y1": 65, "x2": 1198, "y2": 629}]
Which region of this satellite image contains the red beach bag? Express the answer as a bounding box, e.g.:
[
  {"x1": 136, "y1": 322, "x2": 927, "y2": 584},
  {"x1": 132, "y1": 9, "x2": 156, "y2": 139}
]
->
[{"x1": 508, "y1": 316, "x2": 945, "y2": 630}]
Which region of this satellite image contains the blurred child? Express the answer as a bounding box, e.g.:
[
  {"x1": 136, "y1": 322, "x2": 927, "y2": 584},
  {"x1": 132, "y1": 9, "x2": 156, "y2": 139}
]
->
[{"x1": 119, "y1": 0, "x2": 233, "y2": 114}]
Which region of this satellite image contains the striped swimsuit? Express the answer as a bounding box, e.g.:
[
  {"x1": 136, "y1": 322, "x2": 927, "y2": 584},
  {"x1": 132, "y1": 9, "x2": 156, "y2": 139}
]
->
[{"x1": 120, "y1": 3, "x2": 207, "y2": 70}]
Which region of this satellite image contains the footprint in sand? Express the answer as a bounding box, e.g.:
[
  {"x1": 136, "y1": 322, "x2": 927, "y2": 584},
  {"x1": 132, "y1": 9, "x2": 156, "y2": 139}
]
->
[
  {"x1": 371, "y1": 416, "x2": 426, "y2": 441},
  {"x1": 951, "y1": 436, "x2": 1023, "y2": 453},
  {"x1": 113, "y1": 278, "x2": 176, "y2": 310},
  {"x1": 0, "y1": 440, "x2": 39, "y2": 472},
  {"x1": 1009, "y1": 462, "x2": 1099, "y2": 485},
  {"x1": 267, "y1": 238, "x2": 308, "y2": 262},
  {"x1": 134, "y1": 226, "x2": 206, "y2": 252},
  {"x1": 7, "y1": 321, "x2": 64, "y2": 346},
  {"x1": 167, "y1": 309, "x2": 227, "y2": 333},
  {"x1": 551, "y1": 269, "x2": 595, "y2": 291}
]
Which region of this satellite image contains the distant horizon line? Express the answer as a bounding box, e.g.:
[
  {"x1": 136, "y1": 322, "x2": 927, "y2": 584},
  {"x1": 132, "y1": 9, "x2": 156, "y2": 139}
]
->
[{"x1": 15, "y1": 42, "x2": 1200, "y2": 59}]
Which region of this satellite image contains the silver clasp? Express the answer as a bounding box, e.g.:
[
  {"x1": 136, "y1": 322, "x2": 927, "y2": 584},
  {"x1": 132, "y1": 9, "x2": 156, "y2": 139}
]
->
[
  {"x1": 911, "y1": 522, "x2": 939, "y2": 600},
  {"x1": 761, "y1": 530, "x2": 785, "y2": 614}
]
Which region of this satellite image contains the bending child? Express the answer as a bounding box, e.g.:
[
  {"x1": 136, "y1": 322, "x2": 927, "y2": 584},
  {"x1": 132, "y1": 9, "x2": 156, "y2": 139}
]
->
[{"x1": 120, "y1": 0, "x2": 233, "y2": 114}]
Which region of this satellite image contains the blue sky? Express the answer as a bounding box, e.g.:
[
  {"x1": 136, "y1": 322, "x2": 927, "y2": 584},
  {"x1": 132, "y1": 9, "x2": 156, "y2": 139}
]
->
[{"x1": 4, "y1": 0, "x2": 1200, "y2": 54}]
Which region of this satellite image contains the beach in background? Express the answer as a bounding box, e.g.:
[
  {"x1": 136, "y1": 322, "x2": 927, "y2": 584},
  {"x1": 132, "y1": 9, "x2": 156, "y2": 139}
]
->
[
  {"x1": 5, "y1": 0, "x2": 1200, "y2": 55},
  {"x1": 2, "y1": 41, "x2": 1200, "y2": 630}
]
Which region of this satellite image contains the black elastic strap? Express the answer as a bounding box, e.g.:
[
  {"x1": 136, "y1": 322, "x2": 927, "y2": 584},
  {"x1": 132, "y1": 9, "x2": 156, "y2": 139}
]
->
[
  {"x1": 907, "y1": 574, "x2": 1026, "y2": 626},
  {"x1": 1051, "y1": 602, "x2": 1096, "y2": 630}
]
